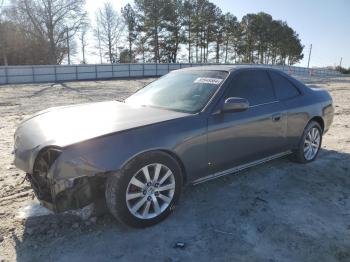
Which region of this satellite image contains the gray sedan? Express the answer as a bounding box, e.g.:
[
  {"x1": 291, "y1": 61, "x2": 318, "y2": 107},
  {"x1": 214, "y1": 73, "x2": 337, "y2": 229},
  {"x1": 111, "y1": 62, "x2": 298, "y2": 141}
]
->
[{"x1": 13, "y1": 66, "x2": 334, "y2": 227}]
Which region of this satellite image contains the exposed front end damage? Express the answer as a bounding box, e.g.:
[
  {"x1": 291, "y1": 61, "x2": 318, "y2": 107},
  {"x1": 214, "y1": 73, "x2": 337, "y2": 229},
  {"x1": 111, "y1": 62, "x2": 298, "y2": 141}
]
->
[
  {"x1": 13, "y1": 100, "x2": 192, "y2": 213},
  {"x1": 26, "y1": 147, "x2": 107, "y2": 213}
]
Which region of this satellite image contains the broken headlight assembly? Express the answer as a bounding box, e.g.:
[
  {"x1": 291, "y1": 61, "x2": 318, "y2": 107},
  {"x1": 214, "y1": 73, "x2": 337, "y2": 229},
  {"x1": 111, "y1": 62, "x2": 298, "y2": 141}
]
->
[{"x1": 28, "y1": 147, "x2": 62, "y2": 202}]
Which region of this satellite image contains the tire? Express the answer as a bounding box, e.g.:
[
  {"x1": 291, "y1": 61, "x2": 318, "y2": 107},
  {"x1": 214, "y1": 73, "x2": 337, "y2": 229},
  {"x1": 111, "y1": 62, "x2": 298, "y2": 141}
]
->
[
  {"x1": 292, "y1": 120, "x2": 323, "y2": 163},
  {"x1": 105, "y1": 151, "x2": 182, "y2": 228}
]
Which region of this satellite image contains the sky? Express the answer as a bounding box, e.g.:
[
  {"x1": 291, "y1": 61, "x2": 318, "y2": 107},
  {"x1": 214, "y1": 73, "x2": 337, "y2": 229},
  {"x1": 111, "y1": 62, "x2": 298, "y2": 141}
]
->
[
  {"x1": 209, "y1": 0, "x2": 350, "y2": 68},
  {"x1": 84, "y1": 0, "x2": 350, "y2": 68}
]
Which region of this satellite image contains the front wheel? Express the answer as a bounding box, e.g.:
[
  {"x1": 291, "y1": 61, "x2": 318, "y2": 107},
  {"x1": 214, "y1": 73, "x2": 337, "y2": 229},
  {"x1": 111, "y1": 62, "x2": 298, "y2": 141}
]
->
[
  {"x1": 293, "y1": 121, "x2": 323, "y2": 163},
  {"x1": 105, "y1": 151, "x2": 182, "y2": 227}
]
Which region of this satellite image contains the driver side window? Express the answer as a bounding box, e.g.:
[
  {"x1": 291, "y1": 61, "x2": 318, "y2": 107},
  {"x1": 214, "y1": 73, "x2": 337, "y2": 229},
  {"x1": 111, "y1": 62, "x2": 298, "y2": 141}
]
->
[{"x1": 227, "y1": 70, "x2": 276, "y2": 106}]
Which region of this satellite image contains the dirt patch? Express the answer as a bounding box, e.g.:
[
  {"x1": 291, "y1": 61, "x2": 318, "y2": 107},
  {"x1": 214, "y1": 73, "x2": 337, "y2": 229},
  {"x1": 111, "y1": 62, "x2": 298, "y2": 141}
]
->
[{"x1": 0, "y1": 76, "x2": 350, "y2": 261}]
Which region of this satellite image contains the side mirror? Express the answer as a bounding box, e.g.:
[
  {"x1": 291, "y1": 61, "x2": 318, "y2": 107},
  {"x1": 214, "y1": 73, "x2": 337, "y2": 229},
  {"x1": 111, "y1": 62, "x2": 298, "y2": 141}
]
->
[{"x1": 222, "y1": 97, "x2": 249, "y2": 113}]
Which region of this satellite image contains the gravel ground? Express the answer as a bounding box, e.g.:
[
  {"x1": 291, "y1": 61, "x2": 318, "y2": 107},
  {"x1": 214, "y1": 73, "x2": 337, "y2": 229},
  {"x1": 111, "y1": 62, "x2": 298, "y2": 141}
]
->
[{"x1": 0, "y1": 76, "x2": 350, "y2": 262}]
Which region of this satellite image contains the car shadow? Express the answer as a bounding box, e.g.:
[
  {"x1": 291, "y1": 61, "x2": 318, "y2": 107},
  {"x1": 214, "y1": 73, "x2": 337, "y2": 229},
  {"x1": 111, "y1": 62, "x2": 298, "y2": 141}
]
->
[{"x1": 12, "y1": 148, "x2": 350, "y2": 262}]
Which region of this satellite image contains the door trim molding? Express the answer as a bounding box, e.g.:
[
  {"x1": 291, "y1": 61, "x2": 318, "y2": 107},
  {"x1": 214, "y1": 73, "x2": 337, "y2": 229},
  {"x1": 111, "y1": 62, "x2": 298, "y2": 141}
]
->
[{"x1": 192, "y1": 150, "x2": 292, "y2": 185}]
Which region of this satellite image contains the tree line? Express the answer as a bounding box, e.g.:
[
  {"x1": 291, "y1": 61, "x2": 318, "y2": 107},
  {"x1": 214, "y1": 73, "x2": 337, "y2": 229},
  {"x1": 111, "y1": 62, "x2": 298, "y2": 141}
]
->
[
  {"x1": 0, "y1": 0, "x2": 305, "y2": 66},
  {"x1": 335, "y1": 66, "x2": 350, "y2": 74}
]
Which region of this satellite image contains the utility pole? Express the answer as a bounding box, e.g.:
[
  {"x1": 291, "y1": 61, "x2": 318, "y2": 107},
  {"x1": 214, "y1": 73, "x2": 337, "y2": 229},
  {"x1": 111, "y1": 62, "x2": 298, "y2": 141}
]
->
[
  {"x1": 339, "y1": 57, "x2": 343, "y2": 68},
  {"x1": 307, "y1": 44, "x2": 312, "y2": 68},
  {"x1": 66, "y1": 27, "x2": 71, "y2": 65}
]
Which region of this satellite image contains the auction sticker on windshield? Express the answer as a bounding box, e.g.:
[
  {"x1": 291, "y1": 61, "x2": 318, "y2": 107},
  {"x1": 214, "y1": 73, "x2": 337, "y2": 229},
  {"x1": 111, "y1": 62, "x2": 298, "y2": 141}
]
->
[{"x1": 194, "y1": 77, "x2": 223, "y2": 85}]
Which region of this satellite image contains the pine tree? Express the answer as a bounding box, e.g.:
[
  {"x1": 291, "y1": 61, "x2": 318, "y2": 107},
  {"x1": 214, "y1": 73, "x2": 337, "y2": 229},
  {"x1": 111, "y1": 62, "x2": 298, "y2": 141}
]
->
[{"x1": 122, "y1": 3, "x2": 137, "y2": 63}]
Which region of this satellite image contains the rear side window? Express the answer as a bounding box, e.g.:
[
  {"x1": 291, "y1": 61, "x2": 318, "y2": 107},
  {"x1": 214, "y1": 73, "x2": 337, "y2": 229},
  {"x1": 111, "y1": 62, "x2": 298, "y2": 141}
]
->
[
  {"x1": 227, "y1": 70, "x2": 276, "y2": 106},
  {"x1": 269, "y1": 71, "x2": 300, "y2": 100}
]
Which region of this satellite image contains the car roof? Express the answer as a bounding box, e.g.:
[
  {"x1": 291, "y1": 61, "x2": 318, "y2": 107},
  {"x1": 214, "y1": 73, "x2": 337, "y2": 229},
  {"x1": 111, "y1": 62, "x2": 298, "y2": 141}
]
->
[{"x1": 175, "y1": 64, "x2": 282, "y2": 73}]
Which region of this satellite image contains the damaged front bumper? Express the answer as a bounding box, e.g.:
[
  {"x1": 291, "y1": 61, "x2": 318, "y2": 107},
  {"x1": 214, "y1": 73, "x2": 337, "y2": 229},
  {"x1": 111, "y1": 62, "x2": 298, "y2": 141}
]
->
[
  {"x1": 27, "y1": 173, "x2": 106, "y2": 213},
  {"x1": 26, "y1": 147, "x2": 106, "y2": 213}
]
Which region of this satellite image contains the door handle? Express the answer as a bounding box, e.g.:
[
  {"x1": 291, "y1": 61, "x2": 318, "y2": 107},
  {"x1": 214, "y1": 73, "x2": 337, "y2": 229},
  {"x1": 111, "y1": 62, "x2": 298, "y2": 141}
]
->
[{"x1": 271, "y1": 113, "x2": 282, "y2": 122}]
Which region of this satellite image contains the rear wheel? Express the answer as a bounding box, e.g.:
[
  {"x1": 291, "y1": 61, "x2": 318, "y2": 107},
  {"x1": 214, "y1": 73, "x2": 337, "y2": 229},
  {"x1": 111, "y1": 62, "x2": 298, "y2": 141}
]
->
[
  {"x1": 293, "y1": 121, "x2": 323, "y2": 163},
  {"x1": 105, "y1": 151, "x2": 182, "y2": 227}
]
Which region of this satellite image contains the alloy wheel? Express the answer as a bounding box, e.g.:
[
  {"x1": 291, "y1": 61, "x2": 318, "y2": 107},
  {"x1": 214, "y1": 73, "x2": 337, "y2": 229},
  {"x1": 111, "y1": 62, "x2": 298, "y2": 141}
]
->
[
  {"x1": 304, "y1": 127, "x2": 321, "y2": 160},
  {"x1": 126, "y1": 163, "x2": 175, "y2": 219}
]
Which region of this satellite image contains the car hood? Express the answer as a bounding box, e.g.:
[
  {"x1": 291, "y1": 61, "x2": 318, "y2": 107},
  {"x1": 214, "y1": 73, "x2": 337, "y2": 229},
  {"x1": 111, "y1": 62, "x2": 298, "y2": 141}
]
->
[{"x1": 15, "y1": 100, "x2": 190, "y2": 150}]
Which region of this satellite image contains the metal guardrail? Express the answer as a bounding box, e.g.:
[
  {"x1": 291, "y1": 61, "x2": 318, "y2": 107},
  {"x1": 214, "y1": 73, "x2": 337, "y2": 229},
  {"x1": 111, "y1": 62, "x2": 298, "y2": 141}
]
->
[{"x1": 0, "y1": 63, "x2": 342, "y2": 85}]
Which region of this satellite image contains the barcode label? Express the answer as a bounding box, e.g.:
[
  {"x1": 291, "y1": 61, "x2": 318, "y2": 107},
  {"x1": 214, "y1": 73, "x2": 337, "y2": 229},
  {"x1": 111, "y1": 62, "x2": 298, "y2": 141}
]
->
[{"x1": 194, "y1": 77, "x2": 223, "y2": 85}]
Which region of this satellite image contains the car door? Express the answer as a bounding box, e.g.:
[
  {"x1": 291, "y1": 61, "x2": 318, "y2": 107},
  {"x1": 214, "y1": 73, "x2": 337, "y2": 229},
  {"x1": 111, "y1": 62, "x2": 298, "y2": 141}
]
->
[
  {"x1": 268, "y1": 70, "x2": 304, "y2": 148},
  {"x1": 206, "y1": 69, "x2": 288, "y2": 175}
]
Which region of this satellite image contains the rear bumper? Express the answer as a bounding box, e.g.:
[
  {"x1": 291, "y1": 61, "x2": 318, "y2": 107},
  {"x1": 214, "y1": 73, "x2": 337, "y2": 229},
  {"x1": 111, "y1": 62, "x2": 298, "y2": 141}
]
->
[{"x1": 27, "y1": 173, "x2": 105, "y2": 213}]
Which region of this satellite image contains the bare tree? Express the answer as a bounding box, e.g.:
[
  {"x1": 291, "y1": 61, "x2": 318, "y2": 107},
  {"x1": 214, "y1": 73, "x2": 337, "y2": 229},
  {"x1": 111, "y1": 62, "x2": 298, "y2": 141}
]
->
[
  {"x1": 0, "y1": 0, "x2": 6, "y2": 65},
  {"x1": 95, "y1": 2, "x2": 124, "y2": 63},
  {"x1": 14, "y1": 0, "x2": 87, "y2": 64},
  {"x1": 78, "y1": 19, "x2": 89, "y2": 64},
  {"x1": 96, "y1": 27, "x2": 103, "y2": 63}
]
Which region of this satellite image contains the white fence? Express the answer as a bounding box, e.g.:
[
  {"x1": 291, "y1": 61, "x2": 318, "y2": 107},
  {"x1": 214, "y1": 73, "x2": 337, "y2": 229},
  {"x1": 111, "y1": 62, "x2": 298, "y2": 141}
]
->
[{"x1": 0, "y1": 63, "x2": 342, "y2": 85}]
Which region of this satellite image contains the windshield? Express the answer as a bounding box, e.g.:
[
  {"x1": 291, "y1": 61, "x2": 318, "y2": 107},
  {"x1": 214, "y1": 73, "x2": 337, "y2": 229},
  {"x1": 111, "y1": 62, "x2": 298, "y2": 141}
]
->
[{"x1": 125, "y1": 70, "x2": 228, "y2": 113}]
